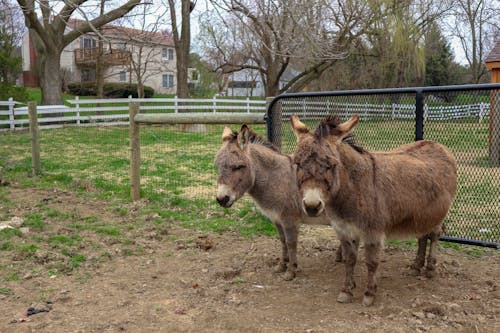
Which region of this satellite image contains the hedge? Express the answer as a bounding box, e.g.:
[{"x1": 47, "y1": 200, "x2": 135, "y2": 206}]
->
[{"x1": 67, "y1": 82, "x2": 155, "y2": 98}]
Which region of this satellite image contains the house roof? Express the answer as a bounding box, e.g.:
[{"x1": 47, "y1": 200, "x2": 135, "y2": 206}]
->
[
  {"x1": 485, "y1": 39, "x2": 500, "y2": 63},
  {"x1": 68, "y1": 19, "x2": 174, "y2": 46}
]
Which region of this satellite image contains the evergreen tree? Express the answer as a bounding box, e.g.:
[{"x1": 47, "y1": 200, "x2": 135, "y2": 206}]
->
[{"x1": 424, "y1": 23, "x2": 454, "y2": 86}]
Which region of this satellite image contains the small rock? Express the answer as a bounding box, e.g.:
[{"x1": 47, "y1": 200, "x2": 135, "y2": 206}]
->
[
  {"x1": 426, "y1": 312, "x2": 436, "y2": 319},
  {"x1": 413, "y1": 311, "x2": 426, "y2": 319},
  {"x1": 19, "y1": 227, "x2": 30, "y2": 234}
]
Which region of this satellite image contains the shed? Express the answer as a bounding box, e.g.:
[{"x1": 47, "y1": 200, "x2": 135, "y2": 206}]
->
[
  {"x1": 486, "y1": 40, "x2": 500, "y2": 83},
  {"x1": 485, "y1": 40, "x2": 500, "y2": 164}
]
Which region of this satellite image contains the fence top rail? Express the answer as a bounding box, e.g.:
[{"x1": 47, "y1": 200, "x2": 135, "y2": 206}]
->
[
  {"x1": 67, "y1": 97, "x2": 266, "y2": 105},
  {"x1": 0, "y1": 100, "x2": 22, "y2": 106},
  {"x1": 268, "y1": 83, "x2": 500, "y2": 114},
  {"x1": 134, "y1": 112, "x2": 266, "y2": 125}
]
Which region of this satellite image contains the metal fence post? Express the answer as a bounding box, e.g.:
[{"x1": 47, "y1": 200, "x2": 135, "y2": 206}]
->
[
  {"x1": 129, "y1": 102, "x2": 141, "y2": 201},
  {"x1": 28, "y1": 102, "x2": 41, "y2": 175},
  {"x1": 415, "y1": 90, "x2": 424, "y2": 141},
  {"x1": 266, "y1": 96, "x2": 282, "y2": 150}
]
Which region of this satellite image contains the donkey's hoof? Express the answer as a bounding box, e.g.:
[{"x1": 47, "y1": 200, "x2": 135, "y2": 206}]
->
[
  {"x1": 362, "y1": 295, "x2": 375, "y2": 307},
  {"x1": 337, "y1": 291, "x2": 353, "y2": 303},
  {"x1": 273, "y1": 263, "x2": 287, "y2": 273},
  {"x1": 283, "y1": 271, "x2": 296, "y2": 281},
  {"x1": 408, "y1": 268, "x2": 421, "y2": 276}
]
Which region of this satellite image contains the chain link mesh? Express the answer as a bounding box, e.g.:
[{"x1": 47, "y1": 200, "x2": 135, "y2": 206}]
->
[{"x1": 270, "y1": 88, "x2": 499, "y2": 247}]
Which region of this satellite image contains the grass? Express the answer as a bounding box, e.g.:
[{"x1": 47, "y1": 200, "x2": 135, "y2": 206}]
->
[
  {"x1": 1, "y1": 118, "x2": 498, "y2": 243},
  {"x1": 0, "y1": 115, "x2": 497, "y2": 285}
]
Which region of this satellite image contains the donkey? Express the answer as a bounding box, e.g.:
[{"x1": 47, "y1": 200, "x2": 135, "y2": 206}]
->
[
  {"x1": 291, "y1": 114, "x2": 457, "y2": 306},
  {"x1": 215, "y1": 124, "x2": 343, "y2": 280}
]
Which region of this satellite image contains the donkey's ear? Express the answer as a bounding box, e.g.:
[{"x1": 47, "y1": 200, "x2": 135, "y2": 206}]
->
[
  {"x1": 334, "y1": 114, "x2": 359, "y2": 142},
  {"x1": 291, "y1": 114, "x2": 309, "y2": 140},
  {"x1": 222, "y1": 126, "x2": 234, "y2": 142},
  {"x1": 237, "y1": 124, "x2": 251, "y2": 150}
]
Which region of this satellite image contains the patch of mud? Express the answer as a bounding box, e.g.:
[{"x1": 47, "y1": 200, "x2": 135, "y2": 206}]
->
[{"x1": 0, "y1": 187, "x2": 498, "y2": 333}]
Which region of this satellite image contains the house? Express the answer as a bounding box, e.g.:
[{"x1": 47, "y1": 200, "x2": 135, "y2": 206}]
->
[
  {"x1": 21, "y1": 20, "x2": 181, "y2": 95},
  {"x1": 226, "y1": 67, "x2": 300, "y2": 97}
]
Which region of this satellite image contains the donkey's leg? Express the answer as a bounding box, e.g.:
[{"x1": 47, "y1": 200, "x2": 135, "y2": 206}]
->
[
  {"x1": 410, "y1": 236, "x2": 428, "y2": 275},
  {"x1": 424, "y1": 231, "x2": 440, "y2": 278},
  {"x1": 274, "y1": 224, "x2": 288, "y2": 273},
  {"x1": 362, "y1": 236, "x2": 383, "y2": 306},
  {"x1": 337, "y1": 237, "x2": 359, "y2": 303},
  {"x1": 282, "y1": 224, "x2": 298, "y2": 281},
  {"x1": 335, "y1": 244, "x2": 343, "y2": 262}
]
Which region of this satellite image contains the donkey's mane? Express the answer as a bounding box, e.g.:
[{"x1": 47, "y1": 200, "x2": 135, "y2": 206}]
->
[
  {"x1": 231, "y1": 130, "x2": 280, "y2": 153},
  {"x1": 248, "y1": 131, "x2": 280, "y2": 152},
  {"x1": 315, "y1": 115, "x2": 365, "y2": 154}
]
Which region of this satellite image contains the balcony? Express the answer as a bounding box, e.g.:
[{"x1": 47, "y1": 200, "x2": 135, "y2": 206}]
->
[{"x1": 74, "y1": 48, "x2": 131, "y2": 66}]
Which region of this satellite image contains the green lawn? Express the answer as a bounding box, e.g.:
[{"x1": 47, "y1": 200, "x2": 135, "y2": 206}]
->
[{"x1": 0, "y1": 118, "x2": 498, "y2": 244}]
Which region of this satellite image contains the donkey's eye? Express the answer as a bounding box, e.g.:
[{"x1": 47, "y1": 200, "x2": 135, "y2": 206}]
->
[{"x1": 232, "y1": 165, "x2": 245, "y2": 171}]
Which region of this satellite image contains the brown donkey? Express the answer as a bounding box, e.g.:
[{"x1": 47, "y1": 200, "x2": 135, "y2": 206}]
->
[
  {"x1": 291, "y1": 114, "x2": 457, "y2": 306},
  {"x1": 215, "y1": 124, "x2": 343, "y2": 280}
]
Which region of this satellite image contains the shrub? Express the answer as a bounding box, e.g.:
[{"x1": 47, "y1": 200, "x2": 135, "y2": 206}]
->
[
  {"x1": 0, "y1": 84, "x2": 29, "y2": 102},
  {"x1": 67, "y1": 82, "x2": 154, "y2": 98}
]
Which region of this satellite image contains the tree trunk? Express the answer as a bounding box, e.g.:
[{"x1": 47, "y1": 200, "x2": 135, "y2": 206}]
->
[{"x1": 40, "y1": 49, "x2": 64, "y2": 105}]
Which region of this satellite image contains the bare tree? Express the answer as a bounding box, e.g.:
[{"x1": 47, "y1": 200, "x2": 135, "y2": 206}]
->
[
  {"x1": 16, "y1": 0, "x2": 142, "y2": 105},
  {"x1": 201, "y1": 0, "x2": 369, "y2": 97},
  {"x1": 167, "y1": 0, "x2": 195, "y2": 99},
  {"x1": 451, "y1": 0, "x2": 499, "y2": 83}
]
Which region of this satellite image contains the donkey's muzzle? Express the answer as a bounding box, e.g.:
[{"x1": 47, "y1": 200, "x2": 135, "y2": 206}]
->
[
  {"x1": 304, "y1": 201, "x2": 324, "y2": 217},
  {"x1": 216, "y1": 195, "x2": 232, "y2": 207}
]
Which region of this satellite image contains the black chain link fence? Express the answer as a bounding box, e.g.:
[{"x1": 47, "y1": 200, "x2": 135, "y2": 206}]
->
[{"x1": 267, "y1": 84, "x2": 500, "y2": 248}]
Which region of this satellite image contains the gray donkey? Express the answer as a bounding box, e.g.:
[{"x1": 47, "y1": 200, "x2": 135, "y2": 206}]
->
[{"x1": 215, "y1": 124, "x2": 343, "y2": 280}]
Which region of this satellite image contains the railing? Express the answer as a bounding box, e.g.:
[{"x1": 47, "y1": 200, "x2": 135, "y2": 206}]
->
[
  {"x1": 0, "y1": 96, "x2": 268, "y2": 130},
  {"x1": 0, "y1": 98, "x2": 23, "y2": 130},
  {"x1": 74, "y1": 47, "x2": 131, "y2": 66}
]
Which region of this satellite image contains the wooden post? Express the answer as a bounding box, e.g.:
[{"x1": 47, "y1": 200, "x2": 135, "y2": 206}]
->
[
  {"x1": 490, "y1": 91, "x2": 500, "y2": 165},
  {"x1": 129, "y1": 102, "x2": 140, "y2": 201},
  {"x1": 28, "y1": 102, "x2": 41, "y2": 175}
]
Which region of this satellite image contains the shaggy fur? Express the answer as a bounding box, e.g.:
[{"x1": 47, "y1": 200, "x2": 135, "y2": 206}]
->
[
  {"x1": 215, "y1": 124, "x2": 343, "y2": 280},
  {"x1": 291, "y1": 114, "x2": 457, "y2": 306}
]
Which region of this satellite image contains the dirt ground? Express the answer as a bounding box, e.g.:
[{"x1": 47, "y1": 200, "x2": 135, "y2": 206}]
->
[{"x1": 0, "y1": 187, "x2": 499, "y2": 333}]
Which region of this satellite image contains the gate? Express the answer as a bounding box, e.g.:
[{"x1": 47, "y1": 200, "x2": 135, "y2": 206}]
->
[{"x1": 266, "y1": 83, "x2": 500, "y2": 248}]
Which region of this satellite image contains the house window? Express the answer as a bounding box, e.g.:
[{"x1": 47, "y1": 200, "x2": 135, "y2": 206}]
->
[
  {"x1": 81, "y1": 69, "x2": 95, "y2": 82},
  {"x1": 162, "y1": 74, "x2": 174, "y2": 88},
  {"x1": 119, "y1": 71, "x2": 126, "y2": 82},
  {"x1": 80, "y1": 37, "x2": 96, "y2": 49},
  {"x1": 116, "y1": 42, "x2": 127, "y2": 50},
  {"x1": 162, "y1": 48, "x2": 174, "y2": 61},
  {"x1": 191, "y1": 70, "x2": 199, "y2": 81}
]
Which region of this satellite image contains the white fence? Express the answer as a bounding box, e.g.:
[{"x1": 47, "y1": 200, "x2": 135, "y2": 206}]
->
[
  {"x1": 281, "y1": 100, "x2": 491, "y2": 122},
  {"x1": 0, "y1": 96, "x2": 267, "y2": 130},
  {"x1": 0, "y1": 96, "x2": 492, "y2": 130}
]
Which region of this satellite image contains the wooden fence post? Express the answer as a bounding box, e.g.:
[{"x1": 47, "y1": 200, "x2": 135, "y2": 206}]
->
[
  {"x1": 129, "y1": 102, "x2": 140, "y2": 201},
  {"x1": 489, "y1": 91, "x2": 500, "y2": 165},
  {"x1": 28, "y1": 102, "x2": 41, "y2": 175}
]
